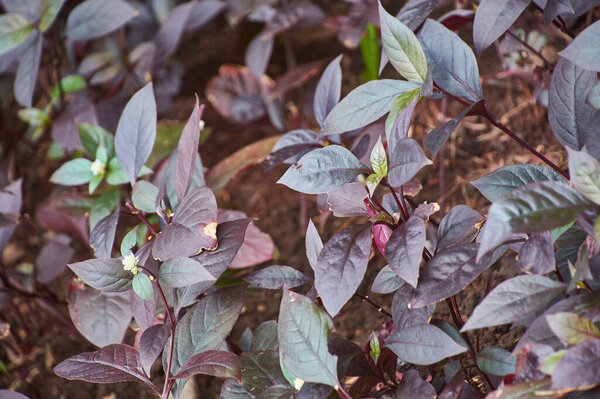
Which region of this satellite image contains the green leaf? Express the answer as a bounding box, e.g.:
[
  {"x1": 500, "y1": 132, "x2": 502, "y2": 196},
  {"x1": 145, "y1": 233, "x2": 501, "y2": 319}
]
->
[
  {"x1": 17, "y1": 108, "x2": 50, "y2": 126},
  {"x1": 370, "y1": 136, "x2": 387, "y2": 177},
  {"x1": 50, "y1": 158, "x2": 93, "y2": 186},
  {"x1": 384, "y1": 324, "x2": 467, "y2": 365},
  {"x1": 132, "y1": 181, "x2": 159, "y2": 213},
  {"x1": 0, "y1": 13, "x2": 33, "y2": 56},
  {"x1": 378, "y1": 2, "x2": 427, "y2": 82},
  {"x1": 120, "y1": 226, "x2": 138, "y2": 257},
  {"x1": 385, "y1": 87, "x2": 421, "y2": 138},
  {"x1": 360, "y1": 23, "x2": 381, "y2": 82},
  {"x1": 477, "y1": 181, "x2": 594, "y2": 260},
  {"x1": 88, "y1": 173, "x2": 103, "y2": 194},
  {"x1": 40, "y1": 0, "x2": 66, "y2": 32},
  {"x1": 278, "y1": 288, "x2": 339, "y2": 388},
  {"x1": 461, "y1": 275, "x2": 565, "y2": 331},
  {"x1": 588, "y1": 81, "x2": 600, "y2": 110},
  {"x1": 476, "y1": 347, "x2": 516, "y2": 376},
  {"x1": 369, "y1": 333, "x2": 380, "y2": 363},
  {"x1": 51, "y1": 75, "x2": 86, "y2": 103},
  {"x1": 540, "y1": 350, "x2": 566, "y2": 375},
  {"x1": 132, "y1": 273, "x2": 154, "y2": 302},
  {"x1": 546, "y1": 312, "x2": 600, "y2": 345},
  {"x1": 567, "y1": 147, "x2": 600, "y2": 205},
  {"x1": 366, "y1": 173, "x2": 383, "y2": 197},
  {"x1": 79, "y1": 123, "x2": 114, "y2": 158},
  {"x1": 106, "y1": 158, "x2": 152, "y2": 185}
]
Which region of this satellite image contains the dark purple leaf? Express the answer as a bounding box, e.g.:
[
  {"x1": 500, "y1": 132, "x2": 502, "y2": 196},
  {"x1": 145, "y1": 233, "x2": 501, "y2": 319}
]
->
[
  {"x1": 51, "y1": 94, "x2": 97, "y2": 151},
  {"x1": 270, "y1": 59, "x2": 326, "y2": 101},
  {"x1": 315, "y1": 224, "x2": 371, "y2": 317},
  {"x1": 89, "y1": 204, "x2": 119, "y2": 259},
  {"x1": 0, "y1": 389, "x2": 30, "y2": 399},
  {"x1": 278, "y1": 288, "x2": 339, "y2": 387},
  {"x1": 395, "y1": 369, "x2": 436, "y2": 399},
  {"x1": 542, "y1": 0, "x2": 574, "y2": 25},
  {"x1": 270, "y1": 129, "x2": 320, "y2": 165},
  {"x1": 152, "y1": 223, "x2": 206, "y2": 262},
  {"x1": 0, "y1": 179, "x2": 22, "y2": 254},
  {"x1": 388, "y1": 138, "x2": 432, "y2": 188},
  {"x1": 67, "y1": 258, "x2": 132, "y2": 292},
  {"x1": 265, "y1": 143, "x2": 319, "y2": 170},
  {"x1": 472, "y1": 0, "x2": 531, "y2": 55},
  {"x1": 244, "y1": 265, "x2": 311, "y2": 289},
  {"x1": 305, "y1": 218, "x2": 323, "y2": 272},
  {"x1": 175, "y1": 97, "x2": 204, "y2": 202},
  {"x1": 372, "y1": 265, "x2": 404, "y2": 294},
  {"x1": 477, "y1": 181, "x2": 593, "y2": 259},
  {"x1": 130, "y1": 289, "x2": 155, "y2": 332},
  {"x1": 326, "y1": 182, "x2": 368, "y2": 217},
  {"x1": 14, "y1": 32, "x2": 42, "y2": 107},
  {"x1": 245, "y1": 32, "x2": 274, "y2": 78},
  {"x1": 192, "y1": 218, "x2": 252, "y2": 279},
  {"x1": 397, "y1": 0, "x2": 444, "y2": 31},
  {"x1": 67, "y1": 286, "x2": 132, "y2": 347},
  {"x1": 518, "y1": 231, "x2": 555, "y2": 274},
  {"x1": 36, "y1": 234, "x2": 74, "y2": 283},
  {"x1": 514, "y1": 343, "x2": 553, "y2": 382},
  {"x1": 392, "y1": 284, "x2": 435, "y2": 330},
  {"x1": 386, "y1": 92, "x2": 419, "y2": 155},
  {"x1": 35, "y1": 192, "x2": 89, "y2": 243},
  {"x1": 438, "y1": 9, "x2": 475, "y2": 31},
  {"x1": 559, "y1": 20, "x2": 600, "y2": 72},
  {"x1": 240, "y1": 350, "x2": 289, "y2": 393},
  {"x1": 66, "y1": 0, "x2": 137, "y2": 41},
  {"x1": 384, "y1": 324, "x2": 467, "y2": 365},
  {"x1": 438, "y1": 371, "x2": 468, "y2": 399},
  {"x1": 220, "y1": 377, "x2": 253, "y2": 398},
  {"x1": 255, "y1": 385, "x2": 294, "y2": 399},
  {"x1": 424, "y1": 104, "x2": 476, "y2": 157},
  {"x1": 548, "y1": 58, "x2": 597, "y2": 150},
  {"x1": 437, "y1": 205, "x2": 482, "y2": 250},
  {"x1": 174, "y1": 350, "x2": 241, "y2": 380},
  {"x1": 250, "y1": 320, "x2": 278, "y2": 352},
  {"x1": 476, "y1": 347, "x2": 516, "y2": 376},
  {"x1": 461, "y1": 275, "x2": 565, "y2": 331},
  {"x1": 139, "y1": 323, "x2": 170, "y2": 376},
  {"x1": 321, "y1": 80, "x2": 421, "y2": 136},
  {"x1": 314, "y1": 54, "x2": 342, "y2": 127},
  {"x1": 278, "y1": 145, "x2": 369, "y2": 195},
  {"x1": 1, "y1": 0, "x2": 41, "y2": 21},
  {"x1": 471, "y1": 164, "x2": 564, "y2": 202},
  {"x1": 154, "y1": 1, "x2": 196, "y2": 61},
  {"x1": 168, "y1": 285, "x2": 245, "y2": 376},
  {"x1": 328, "y1": 338, "x2": 375, "y2": 378},
  {"x1": 158, "y1": 257, "x2": 216, "y2": 288},
  {"x1": 54, "y1": 344, "x2": 156, "y2": 393},
  {"x1": 185, "y1": 1, "x2": 225, "y2": 32},
  {"x1": 418, "y1": 19, "x2": 483, "y2": 102},
  {"x1": 115, "y1": 83, "x2": 157, "y2": 186},
  {"x1": 386, "y1": 216, "x2": 425, "y2": 288},
  {"x1": 297, "y1": 383, "x2": 332, "y2": 399},
  {"x1": 551, "y1": 339, "x2": 600, "y2": 390}
]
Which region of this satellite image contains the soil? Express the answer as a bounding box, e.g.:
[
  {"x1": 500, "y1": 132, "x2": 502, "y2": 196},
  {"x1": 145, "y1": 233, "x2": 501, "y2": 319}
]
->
[{"x1": 0, "y1": 3, "x2": 570, "y2": 399}]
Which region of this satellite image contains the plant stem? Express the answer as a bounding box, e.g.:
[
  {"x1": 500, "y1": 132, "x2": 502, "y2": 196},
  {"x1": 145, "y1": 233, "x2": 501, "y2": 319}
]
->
[
  {"x1": 125, "y1": 202, "x2": 158, "y2": 236},
  {"x1": 384, "y1": 181, "x2": 409, "y2": 222},
  {"x1": 506, "y1": 30, "x2": 551, "y2": 69},
  {"x1": 353, "y1": 292, "x2": 392, "y2": 318}
]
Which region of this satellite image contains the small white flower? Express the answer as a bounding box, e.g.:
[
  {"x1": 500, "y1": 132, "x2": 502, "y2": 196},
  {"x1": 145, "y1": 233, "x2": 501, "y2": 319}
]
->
[
  {"x1": 199, "y1": 120, "x2": 205, "y2": 131},
  {"x1": 293, "y1": 378, "x2": 304, "y2": 391},
  {"x1": 122, "y1": 254, "x2": 140, "y2": 275},
  {"x1": 90, "y1": 159, "x2": 106, "y2": 176}
]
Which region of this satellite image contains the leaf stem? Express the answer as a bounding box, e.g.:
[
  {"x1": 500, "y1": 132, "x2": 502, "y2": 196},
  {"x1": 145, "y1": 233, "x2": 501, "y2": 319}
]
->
[
  {"x1": 125, "y1": 202, "x2": 158, "y2": 236},
  {"x1": 353, "y1": 292, "x2": 392, "y2": 318},
  {"x1": 506, "y1": 30, "x2": 551, "y2": 69}
]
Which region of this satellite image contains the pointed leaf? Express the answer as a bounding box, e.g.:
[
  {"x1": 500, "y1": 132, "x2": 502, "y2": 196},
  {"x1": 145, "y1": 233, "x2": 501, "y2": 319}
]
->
[
  {"x1": 517, "y1": 231, "x2": 555, "y2": 274},
  {"x1": 392, "y1": 285, "x2": 435, "y2": 330},
  {"x1": 152, "y1": 223, "x2": 206, "y2": 261},
  {"x1": 244, "y1": 265, "x2": 311, "y2": 290},
  {"x1": 159, "y1": 257, "x2": 215, "y2": 288},
  {"x1": 68, "y1": 258, "x2": 132, "y2": 292},
  {"x1": 14, "y1": 32, "x2": 42, "y2": 107},
  {"x1": 132, "y1": 181, "x2": 159, "y2": 213},
  {"x1": 551, "y1": 339, "x2": 600, "y2": 390},
  {"x1": 278, "y1": 145, "x2": 369, "y2": 194},
  {"x1": 546, "y1": 312, "x2": 600, "y2": 345},
  {"x1": 50, "y1": 158, "x2": 93, "y2": 186},
  {"x1": 388, "y1": 138, "x2": 432, "y2": 188},
  {"x1": 174, "y1": 350, "x2": 241, "y2": 380},
  {"x1": 378, "y1": 2, "x2": 427, "y2": 82},
  {"x1": 175, "y1": 98, "x2": 204, "y2": 202},
  {"x1": 315, "y1": 224, "x2": 371, "y2": 317},
  {"x1": 139, "y1": 323, "x2": 170, "y2": 376},
  {"x1": 89, "y1": 204, "x2": 119, "y2": 259},
  {"x1": 240, "y1": 350, "x2": 288, "y2": 393},
  {"x1": 462, "y1": 275, "x2": 565, "y2": 331},
  {"x1": 314, "y1": 55, "x2": 343, "y2": 127},
  {"x1": 39, "y1": 0, "x2": 66, "y2": 32},
  {"x1": 66, "y1": 0, "x2": 137, "y2": 41},
  {"x1": 0, "y1": 13, "x2": 33, "y2": 56},
  {"x1": 567, "y1": 147, "x2": 600, "y2": 205},
  {"x1": 132, "y1": 273, "x2": 154, "y2": 302},
  {"x1": 424, "y1": 104, "x2": 475, "y2": 156},
  {"x1": 220, "y1": 377, "x2": 253, "y2": 399},
  {"x1": 385, "y1": 89, "x2": 420, "y2": 154},
  {"x1": 325, "y1": 183, "x2": 368, "y2": 217},
  {"x1": 321, "y1": 80, "x2": 421, "y2": 136},
  {"x1": 384, "y1": 324, "x2": 467, "y2": 365},
  {"x1": 278, "y1": 288, "x2": 339, "y2": 388},
  {"x1": 372, "y1": 265, "x2": 404, "y2": 294},
  {"x1": 305, "y1": 219, "x2": 323, "y2": 272},
  {"x1": 473, "y1": 0, "x2": 531, "y2": 55},
  {"x1": 477, "y1": 347, "x2": 516, "y2": 376},
  {"x1": 437, "y1": 205, "x2": 482, "y2": 250},
  {"x1": 559, "y1": 19, "x2": 600, "y2": 72},
  {"x1": 386, "y1": 216, "x2": 425, "y2": 288},
  {"x1": 115, "y1": 83, "x2": 157, "y2": 186}
]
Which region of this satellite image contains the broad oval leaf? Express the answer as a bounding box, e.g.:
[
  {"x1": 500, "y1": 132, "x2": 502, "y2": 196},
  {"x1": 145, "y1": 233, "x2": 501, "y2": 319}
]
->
[
  {"x1": 326, "y1": 182, "x2": 368, "y2": 217},
  {"x1": 392, "y1": 285, "x2": 435, "y2": 330},
  {"x1": 250, "y1": 320, "x2": 279, "y2": 352},
  {"x1": 240, "y1": 350, "x2": 288, "y2": 393},
  {"x1": 65, "y1": 0, "x2": 137, "y2": 41},
  {"x1": 321, "y1": 80, "x2": 421, "y2": 136},
  {"x1": 472, "y1": 0, "x2": 531, "y2": 55},
  {"x1": 314, "y1": 54, "x2": 343, "y2": 127},
  {"x1": 89, "y1": 205, "x2": 119, "y2": 259},
  {"x1": 551, "y1": 339, "x2": 600, "y2": 390},
  {"x1": 115, "y1": 83, "x2": 157, "y2": 186},
  {"x1": 36, "y1": 234, "x2": 74, "y2": 283},
  {"x1": 174, "y1": 350, "x2": 241, "y2": 380},
  {"x1": 477, "y1": 181, "x2": 593, "y2": 259},
  {"x1": 378, "y1": 2, "x2": 427, "y2": 82},
  {"x1": 388, "y1": 138, "x2": 432, "y2": 188},
  {"x1": 152, "y1": 223, "x2": 204, "y2": 261},
  {"x1": 437, "y1": 205, "x2": 482, "y2": 250},
  {"x1": 315, "y1": 224, "x2": 372, "y2": 317},
  {"x1": 139, "y1": 323, "x2": 171, "y2": 376},
  {"x1": 559, "y1": 19, "x2": 600, "y2": 72},
  {"x1": 50, "y1": 158, "x2": 93, "y2": 186},
  {"x1": 132, "y1": 181, "x2": 159, "y2": 213},
  {"x1": 168, "y1": 285, "x2": 245, "y2": 376},
  {"x1": 220, "y1": 377, "x2": 253, "y2": 399},
  {"x1": 67, "y1": 258, "x2": 132, "y2": 292},
  {"x1": 461, "y1": 275, "x2": 565, "y2": 331},
  {"x1": 67, "y1": 287, "x2": 132, "y2": 347},
  {"x1": 243, "y1": 265, "x2": 311, "y2": 289},
  {"x1": 545, "y1": 312, "x2": 600, "y2": 345},
  {"x1": 567, "y1": 147, "x2": 600, "y2": 205},
  {"x1": 548, "y1": 58, "x2": 597, "y2": 150},
  {"x1": 277, "y1": 145, "x2": 369, "y2": 195},
  {"x1": 54, "y1": 344, "x2": 156, "y2": 392},
  {"x1": 0, "y1": 13, "x2": 33, "y2": 56},
  {"x1": 386, "y1": 216, "x2": 425, "y2": 288},
  {"x1": 372, "y1": 265, "x2": 404, "y2": 294},
  {"x1": 418, "y1": 19, "x2": 483, "y2": 102},
  {"x1": 472, "y1": 164, "x2": 564, "y2": 202},
  {"x1": 384, "y1": 324, "x2": 467, "y2": 365},
  {"x1": 278, "y1": 288, "x2": 339, "y2": 388},
  {"x1": 159, "y1": 257, "x2": 216, "y2": 288},
  {"x1": 517, "y1": 231, "x2": 555, "y2": 274},
  {"x1": 477, "y1": 347, "x2": 516, "y2": 376}
]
